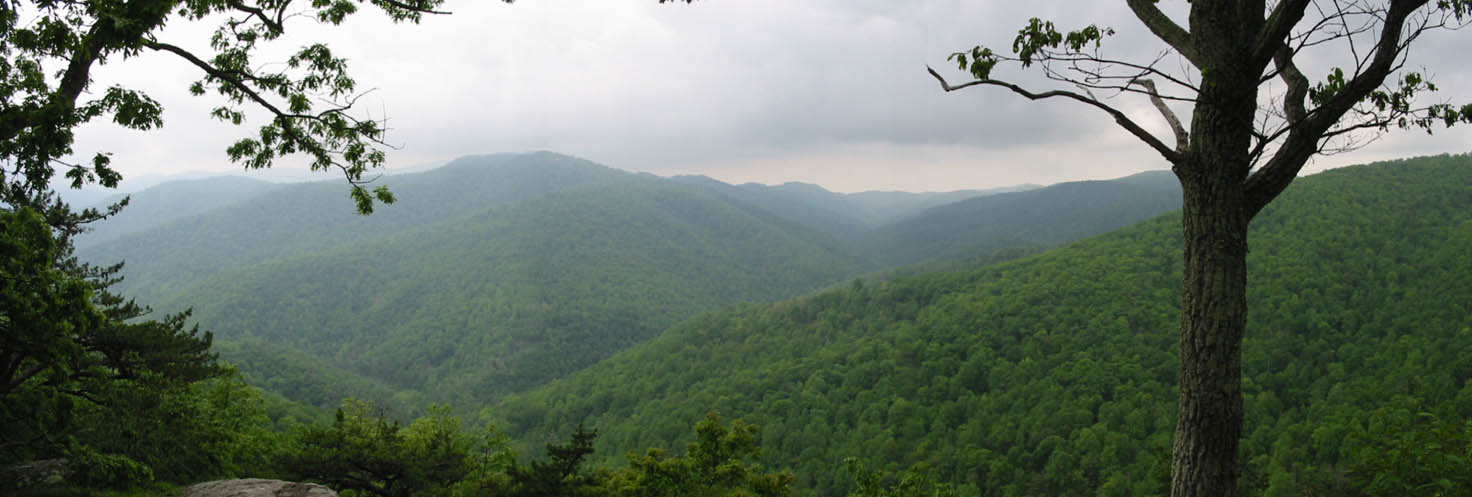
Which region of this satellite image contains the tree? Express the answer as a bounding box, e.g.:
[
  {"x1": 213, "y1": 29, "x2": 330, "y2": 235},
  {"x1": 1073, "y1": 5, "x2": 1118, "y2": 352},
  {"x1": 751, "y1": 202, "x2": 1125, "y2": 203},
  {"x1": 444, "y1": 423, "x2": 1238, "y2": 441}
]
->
[
  {"x1": 843, "y1": 458, "x2": 958, "y2": 497},
  {"x1": 0, "y1": 205, "x2": 227, "y2": 465},
  {"x1": 606, "y1": 412, "x2": 793, "y2": 497},
  {"x1": 502, "y1": 423, "x2": 603, "y2": 497},
  {"x1": 283, "y1": 400, "x2": 503, "y2": 497},
  {"x1": 0, "y1": 0, "x2": 462, "y2": 215},
  {"x1": 929, "y1": 2, "x2": 1472, "y2": 497},
  {"x1": 1301, "y1": 403, "x2": 1472, "y2": 497}
]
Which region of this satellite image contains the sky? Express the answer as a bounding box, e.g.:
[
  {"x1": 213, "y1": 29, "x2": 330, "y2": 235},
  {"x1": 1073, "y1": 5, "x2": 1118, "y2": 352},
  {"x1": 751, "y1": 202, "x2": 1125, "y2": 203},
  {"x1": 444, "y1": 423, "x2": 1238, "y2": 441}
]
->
[{"x1": 66, "y1": 0, "x2": 1472, "y2": 194}]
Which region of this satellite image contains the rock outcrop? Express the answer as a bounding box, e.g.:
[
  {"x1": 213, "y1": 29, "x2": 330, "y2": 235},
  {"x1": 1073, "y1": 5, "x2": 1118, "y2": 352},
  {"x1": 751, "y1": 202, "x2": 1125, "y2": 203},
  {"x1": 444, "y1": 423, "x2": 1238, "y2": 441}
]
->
[{"x1": 181, "y1": 479, "x2": 338, "y2": 497}]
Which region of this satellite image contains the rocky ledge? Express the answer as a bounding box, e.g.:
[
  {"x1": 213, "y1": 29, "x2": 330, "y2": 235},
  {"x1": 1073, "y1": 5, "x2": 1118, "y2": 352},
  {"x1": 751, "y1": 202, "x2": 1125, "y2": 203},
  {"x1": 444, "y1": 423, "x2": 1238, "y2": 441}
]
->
[{"x1": 181, "y1": 479, "x2": 338, "y2": 497}]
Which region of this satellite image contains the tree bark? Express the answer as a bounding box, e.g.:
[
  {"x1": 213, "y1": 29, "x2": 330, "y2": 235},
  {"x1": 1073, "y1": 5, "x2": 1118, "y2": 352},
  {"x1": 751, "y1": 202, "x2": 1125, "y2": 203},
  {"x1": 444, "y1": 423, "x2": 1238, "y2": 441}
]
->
[
  {"x1": 1172, "y1": 166, "x2": 1249, "y2": 497},
  {"x1": 1171, "y1": 102, "x2": 1255, "y2": 496},
  {"x1": 1167, "y1": 5, "x2": 1260, "y2": 495}
]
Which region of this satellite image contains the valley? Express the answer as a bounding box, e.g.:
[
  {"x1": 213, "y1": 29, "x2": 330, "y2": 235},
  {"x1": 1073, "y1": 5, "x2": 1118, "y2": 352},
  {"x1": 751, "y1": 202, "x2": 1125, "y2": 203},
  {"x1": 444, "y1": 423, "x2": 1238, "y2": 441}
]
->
[{"x1": 78, "y1": 152, "x2": 1184, "y2": 412}]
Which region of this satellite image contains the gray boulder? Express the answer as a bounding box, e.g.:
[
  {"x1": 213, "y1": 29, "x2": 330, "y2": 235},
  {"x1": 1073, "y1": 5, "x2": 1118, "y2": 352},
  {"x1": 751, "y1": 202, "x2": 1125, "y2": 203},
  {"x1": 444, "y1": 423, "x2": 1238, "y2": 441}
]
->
[{"x1": 181, "y1": 479, "x2": 338, "y2": 497}]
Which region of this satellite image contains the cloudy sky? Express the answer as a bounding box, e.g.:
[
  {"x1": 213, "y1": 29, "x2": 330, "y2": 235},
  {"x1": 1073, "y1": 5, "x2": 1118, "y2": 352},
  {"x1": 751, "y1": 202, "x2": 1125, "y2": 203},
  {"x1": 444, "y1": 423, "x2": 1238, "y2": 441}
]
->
[{"x1": 69, "y1": 0, "x2": 1472, "y2": 193}]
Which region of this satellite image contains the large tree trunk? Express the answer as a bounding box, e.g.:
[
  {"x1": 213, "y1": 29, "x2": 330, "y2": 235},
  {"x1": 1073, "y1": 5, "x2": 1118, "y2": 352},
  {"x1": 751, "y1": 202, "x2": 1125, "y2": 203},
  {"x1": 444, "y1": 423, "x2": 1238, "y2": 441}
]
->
[
  {"x1": 1171, "y1": 14, "x2": 1256, "y2": 491},
  {"x1": 1171, "y1": 165, "x2": 1249, "y2": 497}
]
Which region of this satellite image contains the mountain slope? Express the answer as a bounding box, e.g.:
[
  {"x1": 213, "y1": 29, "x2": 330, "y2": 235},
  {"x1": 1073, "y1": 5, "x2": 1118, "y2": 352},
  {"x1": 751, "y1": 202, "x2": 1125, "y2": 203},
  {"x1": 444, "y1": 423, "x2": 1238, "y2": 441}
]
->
[
  {"x1": 493, "y1": 155, "x2": 1472, "y2": 497},
  {"x1": 81, "y1": 152, "x2": 639, "y2": 302},
  {"x1": 76, "y1": 176, "x2": 283, "y2": 248},
  {"x1": 156, "y1": 179, "x2": 873, "y2": 408},
  {"x1": 858, "y1": 170, "x2": 1180, "y2": 266},
  {"x1": 672, "y1": 176, "x2": 1034, "y2": 241}
]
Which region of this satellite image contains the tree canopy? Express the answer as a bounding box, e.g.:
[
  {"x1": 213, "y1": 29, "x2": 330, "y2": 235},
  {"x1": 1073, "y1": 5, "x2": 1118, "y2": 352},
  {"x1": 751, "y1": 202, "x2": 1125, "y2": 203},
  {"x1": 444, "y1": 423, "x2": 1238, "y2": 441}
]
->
[{"x1": 0, "y1": 205, "x2": 229, "y2": 466}]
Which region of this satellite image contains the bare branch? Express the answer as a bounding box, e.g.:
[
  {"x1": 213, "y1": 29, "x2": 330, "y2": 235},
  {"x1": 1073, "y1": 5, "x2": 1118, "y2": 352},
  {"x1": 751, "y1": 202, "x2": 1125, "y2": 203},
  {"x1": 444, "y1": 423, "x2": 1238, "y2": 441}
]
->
[
  {"x1": 1253, "y1": 0, "x2": 1312, "y2": 66},
  {"x1": 1133, "y1": 78, "x2": 1188, "y2": 152},
  {"x1": 1275, "y1": 43, "x2": 1310, "y2": 123},
  {"x1": 1245, "y1": 0, "x2": 1432, "y2": 216},
  {"x1": 1039, "y1": 51, "x2": 1201, "y2": 97},
  {"x1": 1127, "y1": 0, "x2": 1200, "y2": 65},
  {"x1": 928, "y1": 66, "x2": 1182, "y2": 164}
]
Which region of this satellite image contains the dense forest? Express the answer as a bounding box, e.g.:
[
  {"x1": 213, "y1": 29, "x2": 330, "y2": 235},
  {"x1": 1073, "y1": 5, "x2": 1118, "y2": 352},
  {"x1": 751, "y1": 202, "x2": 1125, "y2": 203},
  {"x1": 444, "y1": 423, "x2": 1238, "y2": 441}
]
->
[
  {"x1": 171, "y1": 181, "x2": 873, "y2": 404},
  {"x1": 856, "y1": 170, "x2": 1180, "y2": 265},
  {"x1": 491, "y1": 154, "x2": 1472, "y2": 497},
  {"x1": 10, "y1": 153, "x2": 1468, "y2": 497},
  {"x1": 76, "y1": 152, "x2": 1183, "y2": 413}
]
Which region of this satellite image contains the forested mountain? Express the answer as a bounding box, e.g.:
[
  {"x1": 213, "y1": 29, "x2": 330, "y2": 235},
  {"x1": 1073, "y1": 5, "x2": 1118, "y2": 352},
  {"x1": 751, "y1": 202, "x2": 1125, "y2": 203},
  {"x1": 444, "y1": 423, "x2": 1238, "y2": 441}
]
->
[
  {"x1": 492, "y1": 155, "x2": 1472, "y2": 497},
  {"x1": 858, "y1": 170, "x2": 1181, "y2": 266},
  {"x1": 78, "y1": 152, "x2": 1188, "y2": 414},
  {"x1": 131, "y1": 174, "x2": 873, "y2": 409},
  {"x1": 672, "y1": 175, "x2": 1034, "y2": 240},
  {"x1": 671, "y1": 170, "x2": 1182, "y2": 269},
  {"x1": 82, "y1": 152, "x2": 640, "y2": 302},
  {"x1": 75, "y1": 175, "x2": 282, "y2": 248}
]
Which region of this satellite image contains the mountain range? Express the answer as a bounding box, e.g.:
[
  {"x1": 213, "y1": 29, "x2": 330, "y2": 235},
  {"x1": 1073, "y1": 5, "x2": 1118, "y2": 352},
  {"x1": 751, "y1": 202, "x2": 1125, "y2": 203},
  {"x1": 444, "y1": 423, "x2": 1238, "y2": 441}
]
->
[
  {"x1": 77, "y1": 152, "x2": 1184, "y2": 411},
  {"x1": 489, "y1": 154, "x2": 1472, "y2": 496}
]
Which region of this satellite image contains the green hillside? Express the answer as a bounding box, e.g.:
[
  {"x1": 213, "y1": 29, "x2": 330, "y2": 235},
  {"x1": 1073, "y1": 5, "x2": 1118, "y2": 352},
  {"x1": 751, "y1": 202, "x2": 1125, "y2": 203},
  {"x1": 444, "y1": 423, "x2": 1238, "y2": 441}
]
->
[
  {"x1": 81, "y1": 152, "x2": 640, "y2": 302},
  {"x1": 858, "y1": 170, "x2": 1181, "y2": 266},
  {"x1": 673, "y1": 176, "x2": 1031, "y2": 241},
  {"x1": 75, "y1": 175, "x2": 282, "y2": 248},
  {"x1": 212, "y1": 339, "x2": 409, "y2": 420},
  {"x1": 157, "y1": 179, "x2": 873, "y2": 409},
  {"x1": 492, "y1": 155, "x2": 1472, "y2": 497}
]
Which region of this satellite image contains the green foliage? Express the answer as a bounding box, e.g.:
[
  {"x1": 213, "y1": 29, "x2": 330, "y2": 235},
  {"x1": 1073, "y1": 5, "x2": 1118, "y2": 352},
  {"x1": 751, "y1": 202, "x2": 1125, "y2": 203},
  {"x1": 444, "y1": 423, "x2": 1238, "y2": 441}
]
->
[
  {"x1": 85, "y1": 153, "x2": 637, "y2": 303},
  {"x1": 947, "y1": 17, "x2": 1111, "y2": 79},
  {"x1": 857, "y1": 171, "x2": 1179, "y2": 266},
  {"x1": 85, "y1": 154, "x2": 873, "y2": 410},
  {"x1": 1, "y1": 205, "x2": 228, "y2": 473},
  {"x1": 71, "y1": 369, "x2": 282, "y2": 483},
  {"x1": 606, "y1": 413, "x2": 793, "y2": 497},
  {"x1": 69, "y1": 447, "x2": 156, "y2": 491},
  {"x1": 75, "y1": 176, "x2": 282, "y2": 249},
  {"x1": 0, "y1": 0, "x2": 512, "y2": 213},
  {"x1": 216, "y1": 339, "x2": 412, "y2": 421},
  {"x1": 283, "y1": 400, "x2": 504, "y2": 497},
  {"x1": 1300, "y1": 399, "x2": 1472, "y2": 497},
  {"x1": 671, "y1": 175, "x2": 1020, "y2": 242},
  {"x1": 78, "y1": 155, "x2": 1180, "y2": 417},
  {"x1": 499, "y1": 424, "x2": 602, "y2": 497},
  {"x1": 278, "y1": 404, "x2": 784, "y2": 497},
  {"x1": 1010, "y1": 18, "x2": 1112, "y2": 66},
  {"x1": 2, "y1": 200, "x2": 282, "y2": 494},
  {"x1": 495, "y1": 155, "x2": 1472, "y2": 497},
  {"x1": 844, "y1": 458, "x2": 957, "y2": 497},
  {"x1": 0, "y1": 208, "x2": 101, "y2": 450}
]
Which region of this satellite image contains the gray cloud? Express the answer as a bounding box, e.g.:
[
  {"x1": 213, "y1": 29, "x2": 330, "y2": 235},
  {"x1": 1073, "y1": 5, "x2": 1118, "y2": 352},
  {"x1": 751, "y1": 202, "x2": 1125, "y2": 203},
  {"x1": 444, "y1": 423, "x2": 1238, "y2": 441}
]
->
[{"x1": 66, "y1": 0, "x2": 1472, "y2": 193}]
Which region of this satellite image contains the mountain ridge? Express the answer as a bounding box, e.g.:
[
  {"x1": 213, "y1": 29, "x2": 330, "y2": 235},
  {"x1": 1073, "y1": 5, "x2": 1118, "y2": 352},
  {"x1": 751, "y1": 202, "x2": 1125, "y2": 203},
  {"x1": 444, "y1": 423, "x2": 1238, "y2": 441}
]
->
[{"x1": 490, "y1": 154, "x2": 1472, "y2": 497}]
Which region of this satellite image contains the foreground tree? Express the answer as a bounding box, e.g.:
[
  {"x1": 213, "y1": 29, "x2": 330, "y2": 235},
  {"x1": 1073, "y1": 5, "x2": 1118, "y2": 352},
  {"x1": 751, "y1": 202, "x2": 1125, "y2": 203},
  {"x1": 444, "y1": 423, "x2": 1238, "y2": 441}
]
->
[
  {"x1": 931, "y1": 2, "x2": 1472, "y2": 497},
  {"x1": 0, "y1": 206, "x2": 226, "y2": 465},
  {"x1": 283, "y1": 401, "x2": 500, "y2": 497},
  {"x1": 606, "y1": 412, "x2": 793, "y2": 497},
  {"x1": 0, "y1": 0, "x2": 473, "y2": 215}
]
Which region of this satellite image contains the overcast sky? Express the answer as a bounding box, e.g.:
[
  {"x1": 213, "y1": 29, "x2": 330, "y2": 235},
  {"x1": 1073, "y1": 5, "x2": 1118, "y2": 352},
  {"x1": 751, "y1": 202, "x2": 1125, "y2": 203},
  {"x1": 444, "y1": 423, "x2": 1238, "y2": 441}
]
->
[{"x1": 68, "y1": 0, "x2": 1472, "y2": 194}]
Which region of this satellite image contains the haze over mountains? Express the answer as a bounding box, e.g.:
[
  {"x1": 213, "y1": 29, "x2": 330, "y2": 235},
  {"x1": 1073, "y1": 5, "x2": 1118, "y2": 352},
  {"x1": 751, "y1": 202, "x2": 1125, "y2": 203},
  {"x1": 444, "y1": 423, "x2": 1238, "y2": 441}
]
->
[{"x1": 77, "y1": 152, "x2": 1182, "y2": 410}]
